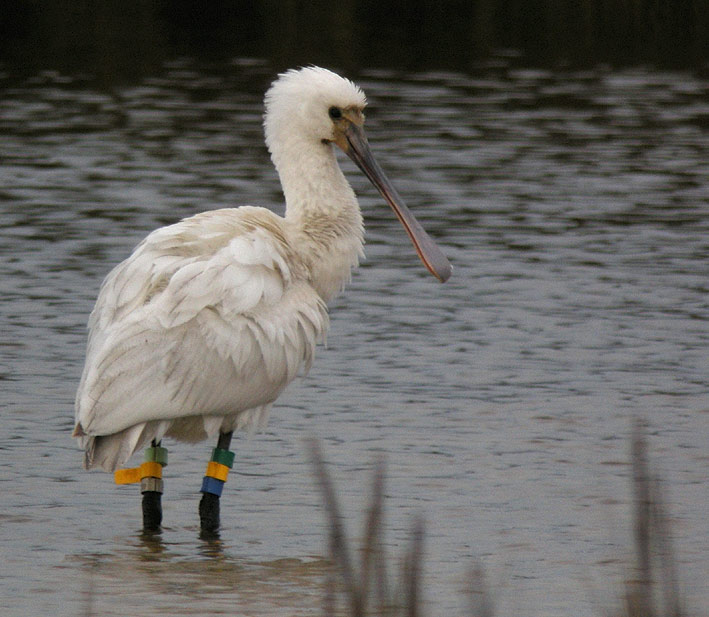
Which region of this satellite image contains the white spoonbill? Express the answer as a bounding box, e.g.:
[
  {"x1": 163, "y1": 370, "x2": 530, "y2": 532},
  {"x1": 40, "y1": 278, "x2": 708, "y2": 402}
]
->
[{"x1": 73, "y1": 66, "x2": 451, "y2": 534}]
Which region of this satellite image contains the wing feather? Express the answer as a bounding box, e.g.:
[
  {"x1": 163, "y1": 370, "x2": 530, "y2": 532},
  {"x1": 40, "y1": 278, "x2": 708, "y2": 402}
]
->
[{"x1": 75, "y1": 208, "x2": 328, "y2": 459}]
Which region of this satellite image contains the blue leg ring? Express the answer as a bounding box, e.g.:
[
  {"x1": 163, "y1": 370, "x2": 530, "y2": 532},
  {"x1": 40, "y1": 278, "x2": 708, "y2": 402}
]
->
[{"x1": 201, "y1": 476, "x2": 225, "y2": 497}]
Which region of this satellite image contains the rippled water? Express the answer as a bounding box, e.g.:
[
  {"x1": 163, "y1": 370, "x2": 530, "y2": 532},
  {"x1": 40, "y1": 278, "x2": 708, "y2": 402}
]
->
[{"x1": 1, "y1": 60, "x2": 708, "y2": 616}]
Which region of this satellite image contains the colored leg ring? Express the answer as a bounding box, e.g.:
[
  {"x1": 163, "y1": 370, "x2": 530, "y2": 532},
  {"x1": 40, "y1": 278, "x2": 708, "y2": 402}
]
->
[
  {"x1": 144, "y1": 446, "x2": 168, "y2": 466},
  {"x1": 199, "y1": 446, "x2": 234, "y2": 496},
  {"x1": 114, "y1": 461, "x2": 163, "y2": 484},
  {"x1": 201, "y1": 476, "x2": 224, "y2": 497},
  {"x1": 141, "y1": 477, "x2": 164, "y2": 494},
  {"x1": 211, "y1": 448, "x2": 235, "y2": 468},
  {"x1": 114, "y1": 445, "x2": 167, "y2": 485},
  {"x1": 205, "y1": 461, "x2": 230, "y2": 482}
]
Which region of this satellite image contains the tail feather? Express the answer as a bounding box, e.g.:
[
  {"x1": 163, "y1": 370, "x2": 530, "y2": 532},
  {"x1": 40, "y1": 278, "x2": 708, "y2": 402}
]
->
[{"x1": 82, "y1": 421, "x2": 167, "y2": 472}]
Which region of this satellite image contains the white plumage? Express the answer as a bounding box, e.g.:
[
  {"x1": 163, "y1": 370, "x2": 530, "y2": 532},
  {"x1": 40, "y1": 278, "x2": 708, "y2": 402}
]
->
[{"x1": 74, "y1": 67, "x2": 450, "y2": 472}]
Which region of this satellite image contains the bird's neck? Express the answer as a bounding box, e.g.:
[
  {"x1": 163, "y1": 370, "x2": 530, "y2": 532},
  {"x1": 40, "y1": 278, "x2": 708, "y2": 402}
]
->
[{"x1": 275, "y1": 141, "x2": 364, "y2": 303}]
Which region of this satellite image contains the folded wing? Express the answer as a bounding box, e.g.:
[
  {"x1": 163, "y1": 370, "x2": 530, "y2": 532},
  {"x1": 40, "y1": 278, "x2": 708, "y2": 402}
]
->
[{"x1": 74, "y1": 208, "x2": 328, "y2": 466}]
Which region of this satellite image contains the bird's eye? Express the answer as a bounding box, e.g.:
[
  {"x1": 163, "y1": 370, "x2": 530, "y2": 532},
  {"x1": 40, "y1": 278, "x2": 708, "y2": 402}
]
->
[{"x1": 328, "y1": 106, "x2": 342, "y2": 120}]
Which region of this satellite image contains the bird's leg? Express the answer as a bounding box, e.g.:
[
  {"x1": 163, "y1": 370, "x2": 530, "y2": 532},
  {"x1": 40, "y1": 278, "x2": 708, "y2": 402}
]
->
[
  {"x1": 141, "y1": 439, "x2": 168, "y2": 532},
  {"x1": 199, "y1": 431, "x2": 235, "y2": 536}
]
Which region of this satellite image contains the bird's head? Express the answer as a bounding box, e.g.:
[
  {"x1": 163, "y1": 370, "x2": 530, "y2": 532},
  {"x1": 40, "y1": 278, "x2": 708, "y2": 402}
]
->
[
  {"x1": 264, "y1": 65, "x2": 367, "y2": 149},
  {"x1": 264, "y1": 66, "x2": 451, "y2": 283}
]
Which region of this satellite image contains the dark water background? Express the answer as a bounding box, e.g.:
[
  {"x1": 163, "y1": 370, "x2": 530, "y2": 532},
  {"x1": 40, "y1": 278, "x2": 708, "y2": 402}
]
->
[
  {"x1": 1, "y1": 0, "x2": 708, "y2": 81},
  {"x1": 1, "y1": 4, "x2": 708, "y2": 617}
]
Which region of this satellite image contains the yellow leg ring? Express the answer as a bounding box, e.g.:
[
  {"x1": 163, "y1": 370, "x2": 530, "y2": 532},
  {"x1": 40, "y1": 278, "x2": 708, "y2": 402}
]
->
[
  {"x1": 205, "y1": 461, "x2": 230, "y2": 482},
  {"x1": 114, "y1": 461, "x2": 163, "y2": 485}
]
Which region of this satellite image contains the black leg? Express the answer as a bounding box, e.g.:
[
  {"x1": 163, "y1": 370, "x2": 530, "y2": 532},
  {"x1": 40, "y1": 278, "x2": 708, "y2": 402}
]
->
[
  {"x1": 199, "y1": 492, "x2": 220, "y2": 536},
  {"x1": 199, "y1": 431, "x2": 233, "y2": 536},
  {"x1": 142, "y1": 490, "x2": 162, "y2": 531},
  {"x1": 142, "y1": 439, "x2": 163, "y2": 532}
]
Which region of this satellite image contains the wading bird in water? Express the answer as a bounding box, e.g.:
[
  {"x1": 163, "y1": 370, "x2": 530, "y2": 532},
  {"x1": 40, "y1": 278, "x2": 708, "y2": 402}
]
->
[{"x1": 73, "y1": 66, "x2": 451, "y2": 535}]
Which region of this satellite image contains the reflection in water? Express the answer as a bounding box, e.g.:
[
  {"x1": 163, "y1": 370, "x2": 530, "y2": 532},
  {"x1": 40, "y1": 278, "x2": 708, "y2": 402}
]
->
[
  {"x1": 138, "y1": 530, "x2": 168, "y2": 560},
  {"x1": 1, "y1": 61, "x2": 708, "y2": 616},
  {"x1": 198, "y1": 529, "x2": 229, "y2": 560},
  {"x1": 73, "y1": 534, "x2": 331, "y2": 616}
]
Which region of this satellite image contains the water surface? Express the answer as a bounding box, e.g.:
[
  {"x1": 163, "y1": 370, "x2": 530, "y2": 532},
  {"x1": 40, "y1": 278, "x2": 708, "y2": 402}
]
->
[{"x1": 1, "y1": 61, "x2": 708, "y2": 616}]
